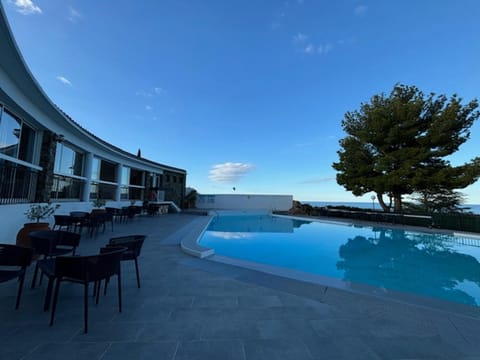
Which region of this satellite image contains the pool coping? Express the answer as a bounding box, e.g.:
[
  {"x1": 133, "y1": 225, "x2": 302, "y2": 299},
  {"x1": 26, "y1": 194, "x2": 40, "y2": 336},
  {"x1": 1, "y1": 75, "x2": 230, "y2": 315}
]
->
[{"x1": 180, "y1": 212, "x2": 480, "y2": 316}]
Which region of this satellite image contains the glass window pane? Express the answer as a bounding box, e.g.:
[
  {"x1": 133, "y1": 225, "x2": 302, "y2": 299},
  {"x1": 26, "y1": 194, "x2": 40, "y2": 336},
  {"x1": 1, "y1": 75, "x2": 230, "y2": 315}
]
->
[
  {"x1": 18, "y1": 123, "x2": 35, "y2": 163},
  {"x1": 120, "y1": 186, "x2": 129, "y2": 200},
  {"x1": 0, "y1": 109, "x2": 21, "y2": 158},
  {"x1": 130, "y1": 169, "x2": 143, "y2": 186},
  {"x1": 0, "y1": 158, "x2": 38, "y2": 204},
  {"x1": 72, "y1": 151, "x2": 84, "y2": 176},
  {"x1": 100, "y1": 160, "x2": 116, "y2": 182},
  {"x1": 51, "y1": 175, "x2": 83, "y2": 199},
  {"x1": 90, "y1": 182, "x2": 116, "y2": 200},
  {"x1": 91, "y1": 158, "x2": 100, "y2": 180},
  {"x1": 54, "y1": 144, "x2": 84, "y2": 176}
]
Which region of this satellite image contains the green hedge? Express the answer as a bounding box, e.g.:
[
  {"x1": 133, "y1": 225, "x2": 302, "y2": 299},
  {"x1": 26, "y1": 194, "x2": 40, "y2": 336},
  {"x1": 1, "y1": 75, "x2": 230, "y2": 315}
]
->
[{"x1": 432, "y1": 213, "x2": 480, "y2": 233}]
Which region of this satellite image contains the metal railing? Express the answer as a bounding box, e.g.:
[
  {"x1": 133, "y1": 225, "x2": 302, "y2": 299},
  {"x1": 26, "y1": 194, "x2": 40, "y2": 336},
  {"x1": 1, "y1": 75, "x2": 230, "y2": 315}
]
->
[{"x1": 0, "y1": 161, "x2": 38, "y2": 204}]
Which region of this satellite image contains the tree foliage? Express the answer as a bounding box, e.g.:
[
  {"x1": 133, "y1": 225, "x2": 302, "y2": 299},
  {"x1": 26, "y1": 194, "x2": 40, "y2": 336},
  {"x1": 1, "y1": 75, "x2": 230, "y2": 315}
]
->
[{"x1": 332, "y1": 84, "x2": 480, "y2": 212}]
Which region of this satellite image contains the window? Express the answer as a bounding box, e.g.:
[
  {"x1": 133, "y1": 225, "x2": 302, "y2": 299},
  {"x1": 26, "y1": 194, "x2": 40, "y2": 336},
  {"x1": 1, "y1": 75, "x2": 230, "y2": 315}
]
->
[
  {"x1": 51, "y1": 175, "x2": 83, "y2": 200},
  {"x1": 120, "y1": 166, "x2": 145, "y2": 200},
  {"x1": 149, "y1": 172, "x2": 162, "y2": 188},
  {"x1": 90, "y1": 182, "x2": 116, "y2": 200},
  {"x1": 0, "y1": 108, "x2": 36, "y2": 163},
  {"x1": 90, "y1": 158, "x2": 117, "y2": 200},
  {"x1": 54, "y1": 143, "x2": 84, "y2": 176},
  {"x1": 0, "y1": 106, "x2": 38, "y2": 204},
  {"x1": 0, "y1": 158, "x2": 38, "y2": 204},
  {"x1": 51, "y1": 143, "x2": 85, "y2": 200}
]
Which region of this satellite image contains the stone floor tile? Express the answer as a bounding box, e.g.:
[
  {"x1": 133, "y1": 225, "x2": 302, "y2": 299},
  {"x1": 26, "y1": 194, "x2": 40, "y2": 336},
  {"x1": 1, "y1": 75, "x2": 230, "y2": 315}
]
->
[
  {"x1": 174, "y1": 340, "x2": 245, "y2": 360},
  {"x1": 243, "y1": 338, "x2": 313, "y2": 360},
  {"x1": 101, "y1": 341, "x2": 177, "y2": 360},
  {"x1": 69, "y1": 322, "x2": 144, "y2": 342},
  {"x1": 23, "y1": 342, "x2": 109, "y2": 360},
  {"x1": 191, "y1": 295, "x2": 238, "y2": 308},
  {"x1": 137, "y1": 320, "x2": 203, "y2": 341},
  {"x1": 238, "y1": 295, "x2": 282, "y2": 308},
  {"x1": 200, "y1": 319, "x2": 260, "y2": 340}
]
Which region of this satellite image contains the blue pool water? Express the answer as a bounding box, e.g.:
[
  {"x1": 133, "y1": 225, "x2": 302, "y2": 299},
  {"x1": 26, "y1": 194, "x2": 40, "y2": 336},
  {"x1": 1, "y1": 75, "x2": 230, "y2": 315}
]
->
[{"x1": 199, "y1": 215, "x2": 480, "y2": 306}]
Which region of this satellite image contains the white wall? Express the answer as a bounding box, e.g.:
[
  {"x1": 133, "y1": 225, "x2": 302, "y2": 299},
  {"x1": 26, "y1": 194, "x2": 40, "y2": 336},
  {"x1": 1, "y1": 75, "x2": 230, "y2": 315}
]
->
[{"x1": 196, "y1": 194, "x2": 293, "y2": 212}]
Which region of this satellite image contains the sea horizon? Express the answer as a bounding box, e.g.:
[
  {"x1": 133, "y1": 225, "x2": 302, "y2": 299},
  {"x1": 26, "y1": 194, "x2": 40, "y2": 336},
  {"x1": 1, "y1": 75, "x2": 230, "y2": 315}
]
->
[{"x1": 303, "y1": 201, "x2": 480, "y2": 215}]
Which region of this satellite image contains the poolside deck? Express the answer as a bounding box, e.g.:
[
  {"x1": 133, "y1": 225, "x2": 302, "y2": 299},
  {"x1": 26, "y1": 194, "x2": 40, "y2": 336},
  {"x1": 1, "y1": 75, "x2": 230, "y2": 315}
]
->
[{"x1": 1, "y1": 213, "x2": 480, "y2": 359}]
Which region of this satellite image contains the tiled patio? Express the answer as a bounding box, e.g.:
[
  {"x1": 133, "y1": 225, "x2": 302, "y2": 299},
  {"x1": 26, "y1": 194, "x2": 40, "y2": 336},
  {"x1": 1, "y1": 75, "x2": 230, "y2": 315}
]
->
[{"x1": 1, "y1": 213, "x2": 480, "y2": 359}]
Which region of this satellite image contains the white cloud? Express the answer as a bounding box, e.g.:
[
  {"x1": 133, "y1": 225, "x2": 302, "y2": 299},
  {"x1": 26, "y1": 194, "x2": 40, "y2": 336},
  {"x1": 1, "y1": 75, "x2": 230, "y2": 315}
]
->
[
  {"x1": 293, "y1": 33, "x2": 308, "y2": 43},
  {"x1": 68, "y1": 6, "x2": 82, "y2": 22},
  {"x1": 354, "y1": 5, "x2": 368, "y2": 17},
  {"x1": 145, "y1": 105, "x2": 153, "y2": 111},
  {"x1": 301, "y1": 177, "x2": 335, "y2": 184},
  {"x1": 209, "y1": 162, "x2": 255, "y2": 183},
  {"x1": 293, "y1": 33, "x2": 333, "y2": 55},
  {"x1": 154, "y1": 87, "x2": 165, "y2": 95},
  {"x1": 304, "y1": 43, "x2": 315, "y2": 54},
  {"x1": 56, "y1": 75, "x2": 72, "y2": 86},
  {"x1": 136, "y1": 87, "x2": 166, "y2": 98},
  {"x1": 317, "y1": 43, "x2": 333, "y2": 55},
  {"x1": 13, "y1": 0, "x2": 42, "y2": 15}
]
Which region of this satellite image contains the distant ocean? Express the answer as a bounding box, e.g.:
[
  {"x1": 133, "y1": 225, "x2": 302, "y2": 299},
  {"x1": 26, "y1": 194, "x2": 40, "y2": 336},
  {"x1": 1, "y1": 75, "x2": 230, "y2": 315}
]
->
[{"x1": 304, "y1": 201, "x2": 480, "y2": 215}]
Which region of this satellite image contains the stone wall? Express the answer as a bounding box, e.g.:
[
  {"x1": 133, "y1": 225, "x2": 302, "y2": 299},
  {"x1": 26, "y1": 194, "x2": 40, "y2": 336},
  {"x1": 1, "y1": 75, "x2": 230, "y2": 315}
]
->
[{"x1": 35, "y1": 130, "x2": 56, "y2": 202}]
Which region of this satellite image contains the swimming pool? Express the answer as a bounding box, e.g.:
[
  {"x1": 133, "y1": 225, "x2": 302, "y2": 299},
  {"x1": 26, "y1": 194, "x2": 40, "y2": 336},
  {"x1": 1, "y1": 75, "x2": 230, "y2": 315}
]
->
[{"x1": 199, "y1": 214, "x2": 480, "y2": 306}]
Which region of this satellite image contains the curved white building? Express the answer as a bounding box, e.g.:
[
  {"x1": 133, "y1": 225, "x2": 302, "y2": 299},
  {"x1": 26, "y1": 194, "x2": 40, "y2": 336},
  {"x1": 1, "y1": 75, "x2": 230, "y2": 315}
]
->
[{"x1": 0, "y1": 3, "x2": 186, "y2": 242}]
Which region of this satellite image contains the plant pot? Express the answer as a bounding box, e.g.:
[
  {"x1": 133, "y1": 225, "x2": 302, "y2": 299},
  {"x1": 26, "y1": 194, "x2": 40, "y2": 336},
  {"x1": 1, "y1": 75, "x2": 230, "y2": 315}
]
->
[{"x1": 16, "y1": 222, "x2": 50, "y2": 249}]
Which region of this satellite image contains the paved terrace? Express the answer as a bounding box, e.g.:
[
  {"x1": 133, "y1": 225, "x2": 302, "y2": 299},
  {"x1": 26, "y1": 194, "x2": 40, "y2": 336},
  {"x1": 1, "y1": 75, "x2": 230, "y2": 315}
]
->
[{"x1": 1, "y1": 213, "x2": 480, "y2": 359}]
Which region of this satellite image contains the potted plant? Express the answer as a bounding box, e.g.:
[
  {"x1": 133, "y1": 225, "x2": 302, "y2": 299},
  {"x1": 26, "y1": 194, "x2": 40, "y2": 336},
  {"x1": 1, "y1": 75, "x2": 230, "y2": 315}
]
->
[
  {"x1": 16, "y1": 202, "x2": 61, "y2": 248},
  {"x1": 92, "y1": 197, "x2": 106, "y2": 209},
  {"x1": 91, "y1": 197, "x2": 106, "y2": 216}
]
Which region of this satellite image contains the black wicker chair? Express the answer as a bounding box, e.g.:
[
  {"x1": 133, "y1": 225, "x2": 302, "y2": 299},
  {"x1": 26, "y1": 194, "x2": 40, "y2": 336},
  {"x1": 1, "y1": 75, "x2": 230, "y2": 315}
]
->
[
  {"x1": 0, "y1": 244, "x2": 33, "y2": 309},
  {"x1": 29, "y1": 230, "x2": 80, "y2": 289},
  {"x1": 101, "y1": 235, "x2": 146, "y2": 292},
  {"x1": 47, "y1": 247, "x2": 126, "y2": 333}
]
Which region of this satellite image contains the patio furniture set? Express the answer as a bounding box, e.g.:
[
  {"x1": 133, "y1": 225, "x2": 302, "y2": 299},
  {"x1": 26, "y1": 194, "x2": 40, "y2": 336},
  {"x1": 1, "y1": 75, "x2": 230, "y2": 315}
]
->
[{"x1": 0, "y1": 232, "x2": 146, "y2": 333}]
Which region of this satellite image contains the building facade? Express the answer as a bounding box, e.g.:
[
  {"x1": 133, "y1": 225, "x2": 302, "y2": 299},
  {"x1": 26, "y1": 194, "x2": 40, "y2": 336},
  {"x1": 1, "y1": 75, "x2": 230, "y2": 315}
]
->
[{"x1": 0, "y1": 4, "x2": 186, "y2": 242}]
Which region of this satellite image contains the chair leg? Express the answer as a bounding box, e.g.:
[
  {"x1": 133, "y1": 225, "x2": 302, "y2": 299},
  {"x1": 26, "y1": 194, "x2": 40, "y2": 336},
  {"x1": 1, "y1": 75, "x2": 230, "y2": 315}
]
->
[
  {"x1": 117, "y1": 271, "x2": 122, "y2": 313},
  {"x1": 43, "y1": 277, "x2": 55, "y2": 311},
  {"x1": 134, "y1": 258, "x2": 141, "y2": 288},
  {"x1": 31, "y1": 262, "x2": 39, "y2": 289},
  {"x1": 50, "y1": 279, "x2": 61, "y2": 327},
  {"x1": 95, "y1": 281, "x2": 101, "y2": 305},
  {"x1": 15, "y1": 272, "x2": 26, "y2": 310},
  {"x1": 104, "y1": 278, "x2": 109, "y2": 295},
  {"x1": 84, "y1": 282, "x2": 89, "y2": 334}
]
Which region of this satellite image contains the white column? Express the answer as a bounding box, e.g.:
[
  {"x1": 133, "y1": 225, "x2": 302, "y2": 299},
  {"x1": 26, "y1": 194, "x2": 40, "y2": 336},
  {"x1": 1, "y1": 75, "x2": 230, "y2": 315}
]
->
[{"x1": 82, "y1": 152, "x2": 93, "y2": 202}]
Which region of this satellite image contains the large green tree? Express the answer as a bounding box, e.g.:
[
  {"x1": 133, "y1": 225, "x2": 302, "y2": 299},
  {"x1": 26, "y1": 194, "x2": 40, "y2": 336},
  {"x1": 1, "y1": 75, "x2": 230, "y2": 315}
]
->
[{"x1": 332, "y1": 84, "x2": 480, "y2": 212}]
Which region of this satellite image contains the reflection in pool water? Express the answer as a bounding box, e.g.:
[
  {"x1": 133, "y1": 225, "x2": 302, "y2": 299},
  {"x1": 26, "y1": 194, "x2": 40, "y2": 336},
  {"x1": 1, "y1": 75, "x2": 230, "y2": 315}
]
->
[{"x1": 199, "y1": 215, "x2": 480, "y2": 306}]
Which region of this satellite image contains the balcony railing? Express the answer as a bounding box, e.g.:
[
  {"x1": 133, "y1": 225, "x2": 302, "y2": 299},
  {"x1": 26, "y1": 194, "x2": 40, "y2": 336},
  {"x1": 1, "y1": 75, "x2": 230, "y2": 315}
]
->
[{"x1": 0, "y1": 161, "x2": 38, "y2": 205}]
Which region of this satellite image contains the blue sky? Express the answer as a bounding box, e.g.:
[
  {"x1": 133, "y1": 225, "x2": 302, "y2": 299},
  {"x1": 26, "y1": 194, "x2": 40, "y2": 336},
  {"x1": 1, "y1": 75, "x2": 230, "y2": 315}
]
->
[{"x1": 4, "y1": 0, "x2": 480, "y2": 203}]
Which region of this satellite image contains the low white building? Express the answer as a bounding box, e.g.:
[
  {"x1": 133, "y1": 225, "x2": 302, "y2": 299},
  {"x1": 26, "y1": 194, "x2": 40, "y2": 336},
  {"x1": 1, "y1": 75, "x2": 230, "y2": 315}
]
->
[{"x1": 0, "y1": 4, "x2": 186, "y2": 243}]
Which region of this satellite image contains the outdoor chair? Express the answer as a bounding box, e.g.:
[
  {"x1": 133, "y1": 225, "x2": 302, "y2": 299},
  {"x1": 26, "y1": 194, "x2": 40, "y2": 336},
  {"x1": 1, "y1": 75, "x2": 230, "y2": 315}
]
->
[
  {"x1": 47, "y1": 247, "x2": 126, "y2": 333},
  {"x1": 69, "y1": 211, "x2": 90, "y2": 234},
  {"x1": 101, "y1": 235, "x2": 146, "y2": 291},
  {"x1": 29, "y1": 230, "x2": 80, "y2": 289},
  {"x1": 87, "y1": 211, "x2": 106, "y2": 238},
  {"x1": 0, "y1": 244, "x2": 33, "y2": 309},
  {"x1": 53, "y1": 215, "x2": 74, "y2": 231},
  {"x1": 104, "y1": 207, "x2": 117, "y2": 230}
]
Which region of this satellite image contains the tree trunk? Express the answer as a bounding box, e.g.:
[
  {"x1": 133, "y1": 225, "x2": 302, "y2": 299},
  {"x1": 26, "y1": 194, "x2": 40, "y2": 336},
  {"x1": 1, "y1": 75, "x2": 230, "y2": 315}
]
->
[
  {"x1": 393, "y1": 193, "x2": 402, "y2": 212},
  {"x1": 376, "y1": 192, "x2": 390, "y2": 212}
]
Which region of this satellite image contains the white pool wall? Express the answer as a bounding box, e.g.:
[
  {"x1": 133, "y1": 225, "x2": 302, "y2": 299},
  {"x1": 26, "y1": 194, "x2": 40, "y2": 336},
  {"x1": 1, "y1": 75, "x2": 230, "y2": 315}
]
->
[{"x1": 196, "y1": 194, "x2": 293, "y2": 212}]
